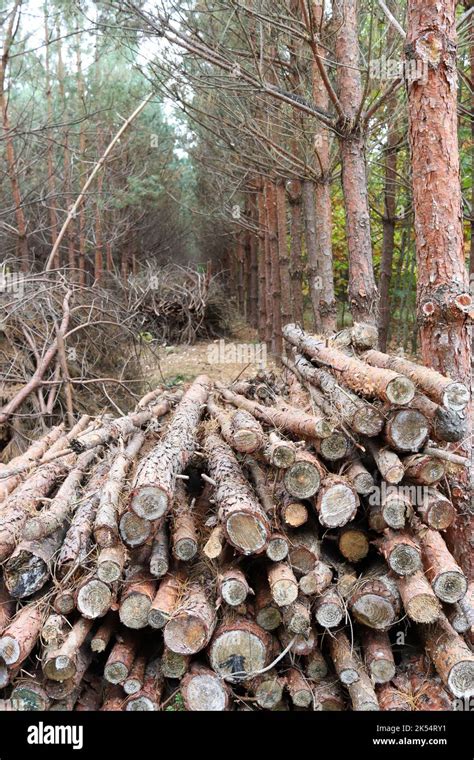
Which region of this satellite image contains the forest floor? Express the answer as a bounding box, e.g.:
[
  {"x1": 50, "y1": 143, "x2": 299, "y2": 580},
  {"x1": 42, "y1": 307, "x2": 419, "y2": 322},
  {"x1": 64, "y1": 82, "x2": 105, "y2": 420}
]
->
[{"x1": 142, "y1": 318, "x2": 275, "y2": 388}]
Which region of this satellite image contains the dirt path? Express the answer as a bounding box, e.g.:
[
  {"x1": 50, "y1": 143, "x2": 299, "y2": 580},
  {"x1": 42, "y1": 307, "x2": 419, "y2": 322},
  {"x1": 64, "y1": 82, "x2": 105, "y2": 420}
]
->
[{"x1": 142, "y1": 321, "x2": 275, "y2": 387}]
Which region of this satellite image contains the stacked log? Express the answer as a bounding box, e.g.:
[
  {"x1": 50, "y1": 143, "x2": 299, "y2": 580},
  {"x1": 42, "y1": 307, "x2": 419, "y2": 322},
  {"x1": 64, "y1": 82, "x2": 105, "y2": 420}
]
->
[{"x1": 0, "y1": 326, "x2": 471, "y2": 712}]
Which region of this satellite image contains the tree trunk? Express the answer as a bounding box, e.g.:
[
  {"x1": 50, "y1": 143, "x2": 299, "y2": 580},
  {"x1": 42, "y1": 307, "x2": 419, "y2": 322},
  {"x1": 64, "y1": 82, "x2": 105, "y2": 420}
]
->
[
  {"x1": 406, "y1": 0, "x2": 473, "y2": 581},
  {"x1": 334, "y1": 0, "x2": 378, "y2": 325}
]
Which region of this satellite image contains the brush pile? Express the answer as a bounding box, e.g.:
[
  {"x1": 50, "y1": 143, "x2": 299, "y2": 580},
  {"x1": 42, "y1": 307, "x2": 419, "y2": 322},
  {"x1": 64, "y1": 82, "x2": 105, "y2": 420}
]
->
[{"x1": 0, "y1": 323, "x2": 472, "y2": 712}]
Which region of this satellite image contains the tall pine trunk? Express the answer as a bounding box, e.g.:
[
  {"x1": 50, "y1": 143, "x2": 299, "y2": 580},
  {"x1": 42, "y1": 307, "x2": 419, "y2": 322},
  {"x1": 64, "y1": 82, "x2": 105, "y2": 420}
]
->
[
  {"x1": 407, "y1": 0, "x2": 472, "y2": 580},
  {"x1": 334, "y1": 0, "x2": 378, "y2": 326}
]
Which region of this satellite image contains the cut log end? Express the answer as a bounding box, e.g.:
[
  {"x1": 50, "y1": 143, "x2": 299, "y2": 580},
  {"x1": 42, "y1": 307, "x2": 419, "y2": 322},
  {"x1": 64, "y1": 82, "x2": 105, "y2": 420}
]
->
[
  {"x1": 266, "y1": 537, "x2": 289, "y2": 562},
  {"x1": 221, "y1": 578, "x2": 248, "y2": 607},
  {"x1": 164, "y1": 615, "x2": 209, "y2": 655},
  {"x1": 97, "y1": 561, "x2": 122, "y2": 584},
  {"x1": 119, "y1": 512, "x2": 152, "y2": 547},
  {"x1": 432, "y1": 572, "x2": 468, "y2": 604},
  {"x1": 448, "y1": 661, "x2": 474, "y2": 699},
  {"x1": 226, "y1": 512, "x2": 268, "y2": 554},
  {"x1": 131, "y1": 486, "x2": 168, "y2": 521},
  {"x1": 369, "y1": 659, "x2": 396, "y2": 685},
  {"x1": 210, "y1": 627, "x2": 268, "y2": 683},
  {"x1": 0, "y1": 635, "x2": 20, "y2": 665},
  {"x1": 126, "y1": 696, "x2": 156, "y2": 711},
  {"x1": 387, "y1": 410, "x2": 429, "y2": 452},
  {"x1": 317, "y1": 482, "x2": 358, "y2": 528},
  {"x1": 353, "y1": 407, "x2": 384, "y2": 437},
  {"x1": 77, "y1": 580, "x2": 113, "y2": 619},
  {"x1": 284, "y1": 462, "x2": 321, "y2": 499},
  {"x1": 315, "y1": 603, "x2": 344, "y2": 629},
  {"x1": 183, "y1": 672, "x2": 229, "y2": 711},
  {"x1": 255, "y1": 607, "x2": 282, "y2": 631},
  {"x1": 338, "y1": 528, "x2": 369, "y2": 563},
  {"x1": 104, "y1": 661, "x2": 129, "y2": 685},
  {"x1": 319, "y1": 433, "x2": 350, "y2": 461},
  {"x1": 271, "y1": 446, "x2": 296, "y2": 469},
  {"x1": 388, "y1": 545, "x2": 422, "y2": 577},
  {"x1": 119, "y1": 594, "x2": 152, "y2": 629},
  {"x1": 386, "y1": 376, "x2": 415, "y2": 405},
  {"x1": 351, "y1": 595, "x2": 396, "y2": 630},
  {"x1": 442, "y1": 382, "x2": 469, "y2": 412},
  {"x1": 405, "y1": 594, "x2": 441, "y2": 623},
  {"x1": 173, "y1": 538, "x2": 198, "y2": 562}
]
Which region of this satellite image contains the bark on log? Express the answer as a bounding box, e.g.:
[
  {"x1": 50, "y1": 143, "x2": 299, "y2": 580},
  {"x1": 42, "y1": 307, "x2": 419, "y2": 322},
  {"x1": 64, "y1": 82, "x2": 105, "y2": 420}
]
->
[
  {"x1": 119, "y1": 569, "x2": 156, "y2": 629},
  {"x1": 268, "y1": 562, "x2": 299, "y2": 607},
  {"x1": 377, "y1": 530, "x2": 422, "y2": 577},
  {"x1": 365, "y1": 440, "x2": 404, "y2": 484},
  {"x1": 293, "y1": 354, "x2": 384, "y2": 436},
  {"x1": 23, "y1": 449, "x2": 98, "y2": 541},
  {"x1": 254, "y1": 575, "x2": 283, "y2": 630},
  {"x1": 361, "y1": 630, "x2": 396, "y2": 684},
  {"x1": 347, "y1": 668, "x2": 380, "y2": 711},
  {"x1": 344, "y1": 459, "x2": 375, "y2": 495},
  {"x1": 149, "y1": 522, "x2": 169, "y2": 577},
  {"x1": 418, "y1": 528, "x2": 468, "y2": 603},
  {"x1": 130, "y1": 376, "x2": 210, "y2": 520},
  {"x1": 103, "y1": 630, "x2": 137, "y2": 685},
  {"x1": 420, "y1": 616, "x2": 474, "y2": 698},
  {"x1": 205, "y1": 433, "x2": 270, "y2": 555},
  {"x1": 42, "y1": 617, "x2": 93, "y2": 682},
  {"x1": 285, "y1": 668, "x2": 312, "y2": 707},
  {"x1": 415, "y1": 489, "x2": 455, "y2": 531},
  {"x1": 217, "y1": 384, "x2": 335, "y2": 443},
  {"x1": 362, "y1": 349, "x2": 469, "y2": 411},
  {"x1": 90, "y1": 613, "x2": 117, "y2": 652},
  {"x1": 5, "y1": 524, "x2": 67, "y2": 598},
  {"x1": 148, "y1": 571, "x2": 183, "y2": 629},
  {"x1": 282, "y1": 324, "x2": 415, "y2": 404},
  {"x1": 0, "y1": 600, "x2": 44, "y2": 665},
  {"x1": 403, "y1": 454, "x2": 446, "y2": 485},
  {"x1": 287, "y1": 528, "x2": 321, "y2": 575},
  {"x1": 329, "y1": 631, "x2": 361, "y2": 685},
  {"x1": 299, "y1": 561, "x2": 333, "y2": 596},
  {"x1": 93, "y1": 432, "x2": 145, "y2": 547},
  {"x1": 163, "y1": 581, "x2": 216, "y2": 655},
  {"x1": 171, "y1": 482, "x2": 198, "y2": 561},
  {"x1": 398, "y1": 570, "x2": 441, "y2": 623}
]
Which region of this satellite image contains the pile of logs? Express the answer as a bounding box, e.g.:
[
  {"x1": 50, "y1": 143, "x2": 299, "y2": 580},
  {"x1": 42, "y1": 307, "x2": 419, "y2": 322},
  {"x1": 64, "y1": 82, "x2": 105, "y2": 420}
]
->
[{"x1": 0, "y1": 323, "x2": 472, "y2": 712}]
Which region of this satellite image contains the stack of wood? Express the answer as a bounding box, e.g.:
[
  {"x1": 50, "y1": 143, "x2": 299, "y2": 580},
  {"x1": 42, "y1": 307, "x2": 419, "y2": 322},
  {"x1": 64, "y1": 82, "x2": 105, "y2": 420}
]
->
[{"x1": 0, "y1": 323, "x2": 472, "y2": 712}]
